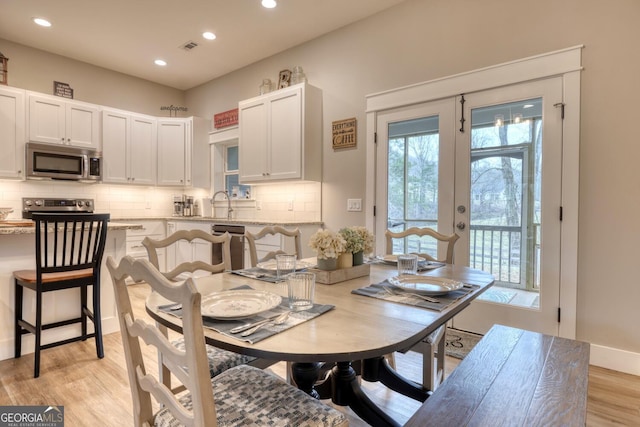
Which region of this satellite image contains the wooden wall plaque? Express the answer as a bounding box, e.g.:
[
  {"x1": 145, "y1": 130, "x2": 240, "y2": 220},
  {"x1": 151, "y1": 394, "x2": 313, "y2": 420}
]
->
[{"x1": 332, "y1": 117, "x2": 357, "y2": 149}]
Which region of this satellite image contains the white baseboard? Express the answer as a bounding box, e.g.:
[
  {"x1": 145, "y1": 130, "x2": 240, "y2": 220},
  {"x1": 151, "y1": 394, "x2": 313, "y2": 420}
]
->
[{"x1": 590, "y1": 343, "x2": 640, "y2": 376}]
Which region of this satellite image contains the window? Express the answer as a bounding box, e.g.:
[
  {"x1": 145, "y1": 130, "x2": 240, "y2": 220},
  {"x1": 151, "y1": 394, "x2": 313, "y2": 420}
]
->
[{"x1": 224, "y1": 145, "x2": 251, "y2": 199}]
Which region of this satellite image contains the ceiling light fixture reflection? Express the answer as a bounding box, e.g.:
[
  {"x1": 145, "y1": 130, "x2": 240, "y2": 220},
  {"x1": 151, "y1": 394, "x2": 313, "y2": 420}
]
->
[
  {"x1": 202, "y1": 32, "x2": 216, "y2": 40},
  {"x1": 154, "y1": 59, "x2": 167, "y2": 66},
  {"x1": 262, "y1": 0, "x2": 277, "y2": 8},
  {"x1": 523, "y1": 104, "x2": 534, "y2": 109},
  {"x1": 33, "y1": 18, "x2": 52, "y2": 27},
  {"x1": 494, "y1": 114, "x2": 504, "y2": 127}
]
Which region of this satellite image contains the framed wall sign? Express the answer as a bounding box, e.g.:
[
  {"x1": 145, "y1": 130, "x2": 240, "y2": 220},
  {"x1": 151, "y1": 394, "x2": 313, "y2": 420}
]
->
[{"x1": 332, "y1": 117, "x2": 357, "y2": 149}]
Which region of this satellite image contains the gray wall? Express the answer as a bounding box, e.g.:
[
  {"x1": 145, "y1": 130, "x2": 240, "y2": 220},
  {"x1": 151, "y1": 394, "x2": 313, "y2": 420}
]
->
[
  {"x1": 1, "y1": 0, "x2": 639, "y2": 357},
  {"x1": 0, "y1": 39, "x2": 184, "y2": 116}
]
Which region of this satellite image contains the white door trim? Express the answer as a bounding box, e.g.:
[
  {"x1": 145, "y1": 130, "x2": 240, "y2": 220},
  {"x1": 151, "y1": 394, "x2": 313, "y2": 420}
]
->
[{"x1": 365, "y1": 46, "x2": 582, "y2": 339}]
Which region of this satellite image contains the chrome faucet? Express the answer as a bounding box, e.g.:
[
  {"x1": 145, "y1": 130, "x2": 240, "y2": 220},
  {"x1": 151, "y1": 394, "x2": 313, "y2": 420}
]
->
[{"x1": 212, "y1": 190, "x2": 233, "y2": 220}]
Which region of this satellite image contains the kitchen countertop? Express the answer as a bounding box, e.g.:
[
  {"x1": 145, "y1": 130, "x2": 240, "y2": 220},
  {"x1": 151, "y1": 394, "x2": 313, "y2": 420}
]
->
[
  {"x1": 0, "y1": 221, "x2": 143, "y2": 235},
  {"x1": 112, "y1": 217, "x2": 324, "y2": 227},
  {"x1": 0, "y1": 216, "x2": 322, "y2": 236}
]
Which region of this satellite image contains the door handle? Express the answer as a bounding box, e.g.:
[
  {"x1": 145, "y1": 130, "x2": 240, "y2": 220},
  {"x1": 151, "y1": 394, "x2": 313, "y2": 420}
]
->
[{"x1": 456, "y1": 222, "x2": 466, "y2": 231}]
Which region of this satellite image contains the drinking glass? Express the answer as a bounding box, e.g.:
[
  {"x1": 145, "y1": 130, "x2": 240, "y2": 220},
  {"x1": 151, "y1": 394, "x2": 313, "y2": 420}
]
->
[
  {"x1": 287, "y1": 272, "x2": 315, "y2": 311},
  {"x1": 397, "y1": 254, "x2": 418, "y2": 276},
  {"x1": 276, "y1": 254, "x2": 296, "y2": 279}
]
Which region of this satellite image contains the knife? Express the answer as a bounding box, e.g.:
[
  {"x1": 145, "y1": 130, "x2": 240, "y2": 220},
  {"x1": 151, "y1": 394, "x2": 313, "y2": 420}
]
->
[{"x1": 230, "y1": 312, "x2": 285, "y2": 334}]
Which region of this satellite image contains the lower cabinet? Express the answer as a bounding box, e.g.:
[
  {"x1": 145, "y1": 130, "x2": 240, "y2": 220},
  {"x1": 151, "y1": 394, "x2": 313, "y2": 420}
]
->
[{"x1": 123, "y1": 221, "x2": 165, "y2": 283}]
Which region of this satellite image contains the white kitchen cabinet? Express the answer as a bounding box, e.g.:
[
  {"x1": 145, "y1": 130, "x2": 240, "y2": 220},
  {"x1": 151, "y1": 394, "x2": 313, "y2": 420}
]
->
[
  {"x1": 122, "y1": 221, "x2": 165, "y2": 283},
  {"x1": 157, "y1": 117, "x2": 209, "y2": 188},
  {"x1": 0, "y1": 86, "x2": 25, "y2": 179},
  {"x1": 102, "y1": 109, "x2": 156, "y2": 185},
  {"x1": 238, "y1": 83, "x2": 322, "y2": 183},
  {"x1": 165, "y1": 221, "x2": 212, "y2": 279},
  {"x1": 28, "y1": 93, "x2": 100, "y2": 149}
]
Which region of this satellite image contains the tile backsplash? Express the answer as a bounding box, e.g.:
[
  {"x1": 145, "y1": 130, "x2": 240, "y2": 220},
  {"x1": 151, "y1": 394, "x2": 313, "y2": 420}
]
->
[{"x1": 0, "y1": 180, "x2": 321, "y2": 222}]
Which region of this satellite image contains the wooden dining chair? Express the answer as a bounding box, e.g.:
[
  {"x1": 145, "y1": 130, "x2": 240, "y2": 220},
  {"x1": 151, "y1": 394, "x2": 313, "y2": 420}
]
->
[
  {"x1": 13, "y1": 212, "x2": 110, "y2": 378},
  {"x1": 142, "y1": 230, "x2": 258, "y2": 392},
  {"x1": 385, "y1": 226, "x2": 459, "y2": 264},
  {"x1": 385, "y1": 226, "x2": 459, "y2": 391},
  {"x1": 107, "y1": 255, "x2": 349, "y2": 427},
  {"x1": 143, "y1": 229, "x2": 232, "y2": 279},
  {"x1": 245, "y1": 226, "x2": 302, "y2": 267}
]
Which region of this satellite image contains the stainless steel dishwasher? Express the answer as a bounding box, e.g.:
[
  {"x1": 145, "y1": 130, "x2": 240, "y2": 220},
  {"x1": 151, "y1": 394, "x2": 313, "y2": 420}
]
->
[{"x1": 211, "y1": 224, "x2": 245, "y2": 270}]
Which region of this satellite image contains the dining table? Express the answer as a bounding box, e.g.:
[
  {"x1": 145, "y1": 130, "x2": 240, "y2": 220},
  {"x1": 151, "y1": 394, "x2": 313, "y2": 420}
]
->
[{"x1": 146, "y1": 261, "x2": 494, "y2": 427}]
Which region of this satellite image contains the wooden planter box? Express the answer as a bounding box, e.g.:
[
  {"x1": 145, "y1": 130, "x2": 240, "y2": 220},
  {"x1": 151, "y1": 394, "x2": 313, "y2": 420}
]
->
[{"x1": 310, "y1": 263, "x2": 370, "y2": 285}]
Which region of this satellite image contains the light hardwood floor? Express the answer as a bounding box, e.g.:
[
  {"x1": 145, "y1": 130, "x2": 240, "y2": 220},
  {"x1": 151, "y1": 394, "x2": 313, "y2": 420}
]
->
[{"x1": 1, "y1": 283, "x2": 638, "y2": 426}]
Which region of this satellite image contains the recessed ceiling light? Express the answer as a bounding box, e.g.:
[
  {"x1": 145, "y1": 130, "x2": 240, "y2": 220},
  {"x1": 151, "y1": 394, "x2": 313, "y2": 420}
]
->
[
  {"x1": 262, "y1": 0, "x2": 277, "y2": 8},
  {"x1": 33, "y1": 18, "x2": 52, "y2": 27},
  {"x1": 202, "y1": 32, "x2": 216, "y2": 40},
  {"x1": 154, "y1": 59, "x2": 167, "y2": 67}
]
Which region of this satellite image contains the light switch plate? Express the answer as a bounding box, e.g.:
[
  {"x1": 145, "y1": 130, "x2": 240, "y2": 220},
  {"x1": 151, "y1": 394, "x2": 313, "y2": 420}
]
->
[{"x1": 347, "y1": 198, "x2": 362, "y2": 212}]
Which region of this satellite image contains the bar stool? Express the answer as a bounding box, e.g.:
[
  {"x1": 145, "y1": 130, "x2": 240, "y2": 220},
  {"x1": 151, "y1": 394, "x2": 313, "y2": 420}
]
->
[{"x1": 14, "y1": 213, "x2": 110, "y2": 378}]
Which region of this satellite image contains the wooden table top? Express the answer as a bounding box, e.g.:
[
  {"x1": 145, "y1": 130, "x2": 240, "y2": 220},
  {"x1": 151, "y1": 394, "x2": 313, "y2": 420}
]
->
[
  {"x1": 146, "y1": 263, "x2": 494, "y2": 362},
  {"x1": 405, "y1": 324, "x2": 590, "y2": 426}
]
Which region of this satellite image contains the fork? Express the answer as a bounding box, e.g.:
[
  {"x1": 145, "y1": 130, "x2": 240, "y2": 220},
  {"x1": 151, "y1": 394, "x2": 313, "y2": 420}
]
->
[
  {"x1": 382, "y1": 286, "x2": 441, "y2": 303},
  {"x1": 240, "y1": 311, "x2": 291, "y2": 337}
]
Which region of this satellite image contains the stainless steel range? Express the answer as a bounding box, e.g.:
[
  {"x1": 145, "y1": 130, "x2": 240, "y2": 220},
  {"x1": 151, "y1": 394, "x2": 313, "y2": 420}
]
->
[{"x1": 22, "y1": 197, "x2": 94, "y2": 219}]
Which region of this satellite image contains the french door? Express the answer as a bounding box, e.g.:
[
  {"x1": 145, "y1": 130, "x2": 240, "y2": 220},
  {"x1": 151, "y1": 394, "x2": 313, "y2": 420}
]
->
[{"x1": 375, "y1": 77, "x2": 563, "y2": 336}]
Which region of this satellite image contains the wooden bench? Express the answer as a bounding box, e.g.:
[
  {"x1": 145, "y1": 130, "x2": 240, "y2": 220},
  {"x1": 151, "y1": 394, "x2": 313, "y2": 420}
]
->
[{"x1": 405, "y1": 324, "x2": 590, "y2": 426}]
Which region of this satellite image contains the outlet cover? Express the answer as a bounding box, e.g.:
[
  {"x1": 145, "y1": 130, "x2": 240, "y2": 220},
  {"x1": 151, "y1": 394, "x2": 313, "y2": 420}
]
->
[{"x1": 347, "y1": 198, "x2": 362, "y2": 212}]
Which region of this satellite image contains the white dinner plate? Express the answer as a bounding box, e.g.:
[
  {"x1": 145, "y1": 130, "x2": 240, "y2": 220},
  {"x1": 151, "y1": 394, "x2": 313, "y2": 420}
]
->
[
  {"x1": 201, "y1": 290, "x2": 282, "y2": 320},
  {"x1": 381, "y1": 254, "x2": 427, "y2": 265},
  {"x1": 388, "y1": 275, "x2": 464, "y2": 296},
  {"x1": 256, "y1": 260, "x2": 316, "y2": 271}
]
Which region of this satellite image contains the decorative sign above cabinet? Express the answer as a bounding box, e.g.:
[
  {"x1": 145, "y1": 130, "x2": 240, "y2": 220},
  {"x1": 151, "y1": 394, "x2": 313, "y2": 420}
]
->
[
  {"x1": 332, "y1": 117, "x2": 357, "y2": 150},
  {"x1": 53, "y1": 81, "x2": 73, "y2": 99},
  {"x1": 213, "y1": 108, "x2": 239, "y2": 129}
]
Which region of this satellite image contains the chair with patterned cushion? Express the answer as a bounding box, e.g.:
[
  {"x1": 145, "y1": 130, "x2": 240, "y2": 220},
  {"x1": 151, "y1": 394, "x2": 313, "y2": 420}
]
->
[
  {"x1": 245, "y1": 226, "x2": 302, "y2": 267},
  {"x1": 142, "y1": 230, "x2": 259, "y2": 392},
  {"x1": 385, "y1": 226, "x2": 459, "y2": 391},
  {"x1": 107, "y1": 255, "x2": 349, "y2": 427}
]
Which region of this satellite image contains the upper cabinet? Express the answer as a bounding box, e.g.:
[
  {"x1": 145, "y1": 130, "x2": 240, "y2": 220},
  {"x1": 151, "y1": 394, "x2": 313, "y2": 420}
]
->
[
  {"x1": 238, "y1": 83, "x2": 322, "y2": 183},
  {"x1": 0, "y1": 86, "x2": 26, "y2": 179},
  {"x1": 157, "y1": 117, "x2": 209, "y2": 188},
  {"x1": 28, "y1": 93, "x2": 100, "y2": 149},
  {"x1": 102, "y1": 109, "x2": 157, "y2": 185}
]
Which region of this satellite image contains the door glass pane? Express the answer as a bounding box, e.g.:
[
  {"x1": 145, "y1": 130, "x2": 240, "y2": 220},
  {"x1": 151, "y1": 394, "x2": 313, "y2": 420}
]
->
[
  {"x1": 469, "y1": 98, "x2": 542, "y2": 304},
  {"x1": 387, "y1": 116, "x2": 440, "y2": 257}
]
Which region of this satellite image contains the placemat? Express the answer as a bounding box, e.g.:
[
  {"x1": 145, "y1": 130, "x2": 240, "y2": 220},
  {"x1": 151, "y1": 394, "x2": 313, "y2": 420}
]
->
[
  {"x1": 159, "y1": 286, "x2": 334, "y2": 344},
  {"x1": 231, "y1": 267, "x2": 283, "y2": 283},
  {"x1": 367, "y1": 257, "x2": 446, "y2": 272},
  {"x1": 352, "y1": 280, "x2": 478, "y2": 312}
]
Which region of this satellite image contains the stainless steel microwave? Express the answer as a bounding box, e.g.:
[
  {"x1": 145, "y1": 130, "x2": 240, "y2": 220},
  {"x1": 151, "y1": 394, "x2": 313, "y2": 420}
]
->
[{"x1": 26, "y1": 142, "x2": 102, "y2": 181}]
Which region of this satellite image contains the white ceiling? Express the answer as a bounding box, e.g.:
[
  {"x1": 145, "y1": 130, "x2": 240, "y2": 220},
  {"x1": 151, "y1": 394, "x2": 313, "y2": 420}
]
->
[{"x1": 0, "y1": 0, "x2": 406, "y2": 90}]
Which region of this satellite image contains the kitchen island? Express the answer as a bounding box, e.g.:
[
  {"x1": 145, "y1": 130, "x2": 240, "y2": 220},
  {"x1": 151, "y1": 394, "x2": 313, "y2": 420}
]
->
[{"x1": 0, "y1": 221, "x2": 143, "y2": 361}]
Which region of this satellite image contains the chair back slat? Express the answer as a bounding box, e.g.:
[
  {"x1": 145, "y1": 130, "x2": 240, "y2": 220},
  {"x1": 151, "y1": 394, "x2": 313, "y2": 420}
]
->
[
  {"x1": 245, "y1": 226, "x2": 302, "y2": 267},
  {"x1": 107, "y1": 256, "x2": 217, "y2": 427},
  {"x1": 32, "y1": 213, "x2": 110, "y2": 276},
  {"x1": 385, "y1": 226, "x2": 459, "y2": 264},
  {"x1": 142, "y1": 230, "x2": 231, "y2": 280}
]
